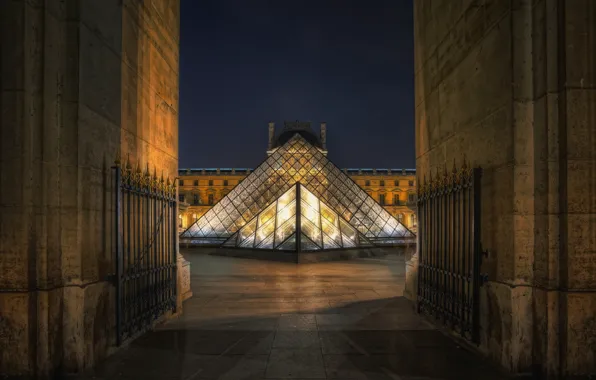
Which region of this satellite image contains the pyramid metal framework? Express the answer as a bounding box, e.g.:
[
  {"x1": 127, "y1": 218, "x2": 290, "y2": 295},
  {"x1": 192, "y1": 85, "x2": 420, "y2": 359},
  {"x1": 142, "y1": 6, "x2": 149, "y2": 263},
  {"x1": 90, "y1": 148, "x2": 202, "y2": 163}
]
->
[
  {"x1": 221, "y1": 183, "x2": 375, "y2": 251},
  {"x1": 181, "y1": 133, "x2": 415, "y2": 247}
]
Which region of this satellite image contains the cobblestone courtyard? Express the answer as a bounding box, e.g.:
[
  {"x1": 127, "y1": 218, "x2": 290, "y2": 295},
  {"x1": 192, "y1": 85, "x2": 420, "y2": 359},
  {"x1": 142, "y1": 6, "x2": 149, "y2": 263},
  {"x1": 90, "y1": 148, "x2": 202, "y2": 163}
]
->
[{"x1": 77, "y1": 250, "x2": 507, "y2": 379}]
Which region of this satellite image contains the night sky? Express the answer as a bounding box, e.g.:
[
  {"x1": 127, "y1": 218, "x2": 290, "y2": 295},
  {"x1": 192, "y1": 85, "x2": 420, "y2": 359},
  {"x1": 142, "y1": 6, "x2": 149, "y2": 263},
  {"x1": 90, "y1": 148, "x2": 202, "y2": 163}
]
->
[{"x1": 179, "y1": 0, "x2": 414, "y2": 169}]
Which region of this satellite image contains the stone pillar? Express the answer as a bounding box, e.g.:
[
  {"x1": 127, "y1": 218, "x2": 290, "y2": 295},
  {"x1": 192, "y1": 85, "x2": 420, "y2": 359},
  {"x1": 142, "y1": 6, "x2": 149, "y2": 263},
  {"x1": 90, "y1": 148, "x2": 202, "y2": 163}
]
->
[
  {"x1": 414, "y1": 0, "x2": 596, "y2": 377},
  {"x1": 0, "y1": 0, "x2": 181, "y2": 377}
]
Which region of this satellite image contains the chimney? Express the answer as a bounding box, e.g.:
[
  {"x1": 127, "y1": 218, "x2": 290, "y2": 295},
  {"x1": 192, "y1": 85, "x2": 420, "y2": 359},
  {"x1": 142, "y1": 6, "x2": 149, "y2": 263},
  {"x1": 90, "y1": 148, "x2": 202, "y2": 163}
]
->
[
  {"x1": 268, "y1": 122, "x2": 275, "y2": 150},
  {"x1": 320, "y1": 122, "x2": 327, "y2": 150}
]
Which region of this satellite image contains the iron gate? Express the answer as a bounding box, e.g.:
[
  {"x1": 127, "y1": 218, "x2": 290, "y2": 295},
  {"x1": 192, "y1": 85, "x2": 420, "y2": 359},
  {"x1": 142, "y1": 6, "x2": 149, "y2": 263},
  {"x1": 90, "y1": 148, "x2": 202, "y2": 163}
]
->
[
  {"x1": 416, "y1": 162, "x2": 484, "y2": 343},
  {"x1": 113, "y1": 160, "x2": 178, "y2": 345}
]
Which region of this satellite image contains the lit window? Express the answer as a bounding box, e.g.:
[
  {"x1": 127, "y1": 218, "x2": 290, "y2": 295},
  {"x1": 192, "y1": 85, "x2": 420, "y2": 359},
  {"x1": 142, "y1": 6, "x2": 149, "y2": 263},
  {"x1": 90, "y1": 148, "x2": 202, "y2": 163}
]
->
[
  {"x1": 208, "y1": 194, "x2": 214, "y2": 205},
  {"x1": 379, "y1": 194, "x2": 385, "y2": 205},
  {"x1": 365, "y1": 180, "x2": 370, "y2": 186},
  {"x1": 224, "y1": 180, "x2": 228, "y2": 186},
  {"x1": 208, "y1": 180, "x2": 213, "y2": 186},
  {"x1": 393, "y1": 194, "x2": 399, "y2": 205},
  {"x1": 409, "y1": 180, "x2": 414, "y2": 186},
  {"x1": 179, "y1": 180, "x2": 184, "y2": 186},
  {"x1": 380, "y1": 180, "x2": 385, "y2": 186},
  {"x1": 194, "y1": 180, "x2": 198, "y2": 186}
]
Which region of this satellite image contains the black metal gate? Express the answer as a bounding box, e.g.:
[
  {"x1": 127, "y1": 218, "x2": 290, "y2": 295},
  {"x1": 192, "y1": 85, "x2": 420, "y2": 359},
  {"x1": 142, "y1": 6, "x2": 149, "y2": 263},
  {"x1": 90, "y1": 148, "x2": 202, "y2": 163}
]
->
[
  {"x1": 416, "y1": 162, "x2": 484, "y2": 343},
  {"x1": 113, "y1": 160, "x2": 178, "y2": 345}
]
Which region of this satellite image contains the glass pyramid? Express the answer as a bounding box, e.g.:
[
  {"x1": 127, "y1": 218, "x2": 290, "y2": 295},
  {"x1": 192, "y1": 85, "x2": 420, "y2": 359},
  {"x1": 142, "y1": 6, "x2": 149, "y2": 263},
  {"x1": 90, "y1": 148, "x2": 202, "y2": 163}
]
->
[
  {"x1": 221, "y1": 183, "x2": 375, "y2": 251},
  {"x1": 181, "y1": 133, "x2": 415, "y2": 247}
]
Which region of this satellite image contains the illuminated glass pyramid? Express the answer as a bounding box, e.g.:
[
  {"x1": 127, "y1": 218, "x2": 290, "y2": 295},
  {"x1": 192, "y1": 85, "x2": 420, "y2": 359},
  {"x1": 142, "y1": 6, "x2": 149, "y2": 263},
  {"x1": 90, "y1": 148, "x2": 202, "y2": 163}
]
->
[
  {"x1": 221, "y1": 183, "x2": 374, "y2": 250},
  {"x1": 181, "y1": 133, "x2": 415, "y2": 248}
]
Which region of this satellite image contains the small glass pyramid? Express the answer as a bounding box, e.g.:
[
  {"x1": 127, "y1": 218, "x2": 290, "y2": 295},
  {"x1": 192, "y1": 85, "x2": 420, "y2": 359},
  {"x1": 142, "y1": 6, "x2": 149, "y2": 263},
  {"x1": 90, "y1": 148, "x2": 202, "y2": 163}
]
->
[
  {"x1": 221, "y1": 183, "x2": 374, "y2": 251},
  {"x1": 181, "y1": 133, "x2": 415, "y2": 247}
]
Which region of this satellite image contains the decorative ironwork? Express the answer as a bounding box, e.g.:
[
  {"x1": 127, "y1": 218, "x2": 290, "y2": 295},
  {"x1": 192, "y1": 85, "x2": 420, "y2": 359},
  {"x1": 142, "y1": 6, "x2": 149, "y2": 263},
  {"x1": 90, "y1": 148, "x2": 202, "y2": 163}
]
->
[
  {"x1": 181, "y1": 134, "x2": 415, "y2": 246},
  {"x1": 113, "y1": 156, "x2": 178, "y2": 345},
  {"x1": 416, "y1": 159, "x2": 483, "y2": 343}
]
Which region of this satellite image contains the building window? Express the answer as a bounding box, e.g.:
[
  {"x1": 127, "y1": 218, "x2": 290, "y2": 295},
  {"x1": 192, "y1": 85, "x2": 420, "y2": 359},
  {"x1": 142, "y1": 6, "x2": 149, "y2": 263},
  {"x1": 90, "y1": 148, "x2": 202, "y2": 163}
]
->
[
  {"x1": 365, "y1": 180, "x2": 370, "y2": 186},
  {"x1": 393, "y1": 194, "x2": 399, "y2": 205},
  {"x1": 379, "y1": 194, "x2": 385, "y2": 205},
  {"x1": 223, "y1": 179, "x2": 228, "y2": 186},
  {"x1": 179, "y1": 180, "x2": 184, "y2": 186},
  {"x1": 411, "y1": 214, "x2": 417, "y2": 227},
  {"x1": 193, "y1": 194, "x2": 199, "y2": 205},
  {"x1": 178, "y1": 194, "x2": 185, "y2": 203},
  {"x1": 408, "y1": 193, "x2": 416, "y2": 203},
  {"x1": 193, "y1": 213, "x2": 198, "y2": 221},
  {"x1": 194, "y1": 180, "x2": 199, "y2": 186},
  {"x1": 394, "y1": 180, "x2": 399, "y2": 186},
  {"x1": 208, "y1": 180, "x2": 213, "y2": 186},
  {"x1": 380, "y1": 180, "x2": 385, "y2": 186},
  {"x1": 409, "y1": 180, "x2": 414, "y2": 186},
  {"x1": 208, "y1": 194, "x2": 214, "y2": 205},
  {"x1": 178, "y1": 214, "x2": 182, "y2": 228},
  {"x1": 398, "y1": 213, "x2": 404, "y2": 222}
]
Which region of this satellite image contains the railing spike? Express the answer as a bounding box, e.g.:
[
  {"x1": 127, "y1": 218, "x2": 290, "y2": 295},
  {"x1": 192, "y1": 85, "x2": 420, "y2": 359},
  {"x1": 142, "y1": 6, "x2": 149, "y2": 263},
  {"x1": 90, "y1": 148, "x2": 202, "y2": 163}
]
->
[
  {"x1": 115, "y1": 151, "x2": 121, "y2": 166},
  {"x1": 125, "y1": 153, "x2": 131, "y2": 169}
]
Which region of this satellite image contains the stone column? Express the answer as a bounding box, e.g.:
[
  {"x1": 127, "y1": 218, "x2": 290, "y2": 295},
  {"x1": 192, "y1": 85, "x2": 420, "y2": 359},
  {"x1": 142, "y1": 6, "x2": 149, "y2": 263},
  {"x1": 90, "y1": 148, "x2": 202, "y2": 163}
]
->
[
  {"x1": 414, "y1": 0, "x2": 595, "y2": 377},
  {"x1": 0, "y1": 0, "x2": 181, "y2": 377}
]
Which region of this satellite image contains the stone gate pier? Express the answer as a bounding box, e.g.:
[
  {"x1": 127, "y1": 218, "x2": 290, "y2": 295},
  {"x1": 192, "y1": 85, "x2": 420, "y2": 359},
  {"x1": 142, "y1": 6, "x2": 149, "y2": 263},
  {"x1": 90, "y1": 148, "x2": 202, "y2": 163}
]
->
[
  {"x1": 411, "y1": 1, "x2": 596, "y2": 378},
  {"x1": 0, "y1": 1, "x2": 183, "y2": 377}
]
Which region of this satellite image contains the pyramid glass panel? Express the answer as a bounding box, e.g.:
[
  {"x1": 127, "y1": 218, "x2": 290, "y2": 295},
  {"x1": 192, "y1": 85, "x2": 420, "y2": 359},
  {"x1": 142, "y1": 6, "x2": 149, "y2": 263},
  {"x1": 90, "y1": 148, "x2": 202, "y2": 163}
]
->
[
  {"x1": 276, "y1": 234, "x2": 296, "y2": 250},
  {"x1": 181, "y1": 133, "x2": 415, "y2": 247}
]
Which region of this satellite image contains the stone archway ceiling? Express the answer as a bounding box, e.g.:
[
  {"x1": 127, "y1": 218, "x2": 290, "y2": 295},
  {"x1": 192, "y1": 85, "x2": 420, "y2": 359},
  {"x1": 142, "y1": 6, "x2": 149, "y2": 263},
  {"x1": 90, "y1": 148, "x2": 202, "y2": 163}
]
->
[{"x1": 180, "y1": 133, "x2": 415, "y2": 245}]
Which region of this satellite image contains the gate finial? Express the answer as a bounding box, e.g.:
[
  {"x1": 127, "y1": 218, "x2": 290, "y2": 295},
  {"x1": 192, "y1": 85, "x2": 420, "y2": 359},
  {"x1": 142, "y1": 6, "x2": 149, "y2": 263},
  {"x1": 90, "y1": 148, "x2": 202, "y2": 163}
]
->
[
  {"x1": 115, "y1": 151, "x2": 121, "y2": 166},
  {"x1": 125, "y1": 153, "x2": 131, "y2": 170}
]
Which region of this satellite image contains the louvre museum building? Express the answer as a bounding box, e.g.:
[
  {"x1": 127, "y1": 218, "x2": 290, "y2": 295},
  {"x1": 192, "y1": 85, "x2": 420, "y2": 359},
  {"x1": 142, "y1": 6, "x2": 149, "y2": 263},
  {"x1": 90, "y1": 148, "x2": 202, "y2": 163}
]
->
[{"x1": 180, "y1": 121, "x2": 416, "y2": 257}]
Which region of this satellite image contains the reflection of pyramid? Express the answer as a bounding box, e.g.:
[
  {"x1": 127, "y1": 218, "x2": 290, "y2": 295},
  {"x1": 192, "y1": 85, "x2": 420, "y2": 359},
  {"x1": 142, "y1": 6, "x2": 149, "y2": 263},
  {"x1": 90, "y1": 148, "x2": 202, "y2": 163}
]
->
[
  {"x1": 222, "y1": 183, "x2": 374, "y2": 251},
  {"x1": 181, "y1": 133, "x2": 415, "y2": 247}
]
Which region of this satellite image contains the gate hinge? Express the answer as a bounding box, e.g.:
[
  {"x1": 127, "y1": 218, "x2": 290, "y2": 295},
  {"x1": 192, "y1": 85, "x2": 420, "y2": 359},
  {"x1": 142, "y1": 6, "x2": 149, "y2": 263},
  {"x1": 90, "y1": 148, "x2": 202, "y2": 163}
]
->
[{"x1": 106, "y1": 274, "x2": 117, "y2": 284}]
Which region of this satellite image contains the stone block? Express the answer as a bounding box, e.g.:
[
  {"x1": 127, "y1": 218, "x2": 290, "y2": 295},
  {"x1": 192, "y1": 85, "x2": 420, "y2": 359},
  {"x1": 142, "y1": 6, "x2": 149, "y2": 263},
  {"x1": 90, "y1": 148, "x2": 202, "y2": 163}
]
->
[
  {"x1": 566, "y1": 214, "x2": 596, "y2": 289},
  {"x1": 564, "y1": 291, "x2": 596, "y2": 376},
  {"x1": 564, "y1": 0, "x2": 596, "y2": 88},
  {"x1": 79, "y1": 23, "x2": 122, "y2": 126},
  {"x1": 0, "y1": 292, "x2": 30, "y2": 375},
  {"x1": 566, "y1": 89, "x2": 596, "y2": 161},
  {"x1": 479, "y1": 281, "x2": 533, "y2": 373}
]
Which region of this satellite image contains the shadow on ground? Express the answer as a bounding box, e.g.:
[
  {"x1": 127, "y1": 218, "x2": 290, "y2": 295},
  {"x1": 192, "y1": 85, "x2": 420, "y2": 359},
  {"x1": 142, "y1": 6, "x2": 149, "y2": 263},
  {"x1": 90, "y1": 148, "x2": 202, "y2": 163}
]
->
[{"x1": 76, "y1": 251, "x2": 508, "y2": 380}]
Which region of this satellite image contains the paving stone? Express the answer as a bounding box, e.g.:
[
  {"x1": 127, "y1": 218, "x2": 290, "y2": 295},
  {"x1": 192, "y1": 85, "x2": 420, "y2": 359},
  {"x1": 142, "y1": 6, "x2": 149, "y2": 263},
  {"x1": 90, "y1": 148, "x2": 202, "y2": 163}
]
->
[
  {"x1": 265, "y1": 349, "x2": 326, "y2": 379},
  {"x1": 73, "y1": 251, "x2": 507, "y2": 380}
]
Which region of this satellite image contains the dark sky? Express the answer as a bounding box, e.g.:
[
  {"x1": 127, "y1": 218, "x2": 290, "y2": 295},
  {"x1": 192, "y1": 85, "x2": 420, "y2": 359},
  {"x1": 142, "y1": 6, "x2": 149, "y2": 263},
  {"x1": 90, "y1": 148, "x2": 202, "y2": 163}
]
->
[{"x1": 179, "y1": 0, "x2": 414, "y2": 169}]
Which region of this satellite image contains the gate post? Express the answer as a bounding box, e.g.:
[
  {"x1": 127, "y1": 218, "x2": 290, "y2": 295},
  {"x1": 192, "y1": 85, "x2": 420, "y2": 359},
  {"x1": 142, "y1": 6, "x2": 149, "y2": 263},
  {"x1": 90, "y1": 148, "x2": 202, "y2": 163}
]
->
[{"x1": 113, "y1": 164, "x2": 124, "y2": 346}]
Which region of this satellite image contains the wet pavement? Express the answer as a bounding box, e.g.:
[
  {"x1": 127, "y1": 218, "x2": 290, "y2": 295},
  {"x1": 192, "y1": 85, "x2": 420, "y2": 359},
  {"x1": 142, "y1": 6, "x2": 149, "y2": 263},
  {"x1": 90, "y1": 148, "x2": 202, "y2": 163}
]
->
[{"x1": 78, "y1": 250, "x2": 507, "y2": 379}]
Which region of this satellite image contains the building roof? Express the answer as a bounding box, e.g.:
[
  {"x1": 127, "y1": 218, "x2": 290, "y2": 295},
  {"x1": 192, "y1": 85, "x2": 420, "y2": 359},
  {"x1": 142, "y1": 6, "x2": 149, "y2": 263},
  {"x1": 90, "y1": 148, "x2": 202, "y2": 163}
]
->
[
  {"x1": 178, "y1": 167, "x2": 416, "y2": 176},
  {"x1": 272, "y1": 121, "x2": 322, "y2": 149}
]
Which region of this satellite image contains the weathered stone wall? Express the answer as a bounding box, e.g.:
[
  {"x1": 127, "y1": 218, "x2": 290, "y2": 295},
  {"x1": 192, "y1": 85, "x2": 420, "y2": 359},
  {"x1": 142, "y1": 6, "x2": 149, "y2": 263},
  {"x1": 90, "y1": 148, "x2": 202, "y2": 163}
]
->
[
  {"x1": 414, "y1": 0, "x2": 595, "y2": 377},
  {"x1": 0, "y1": 0, "x2": 180, "y2": 377}
]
